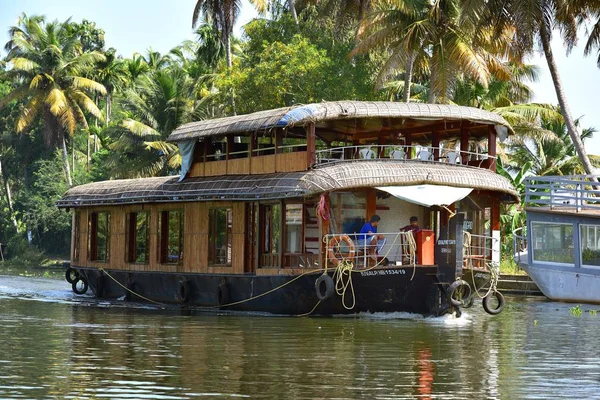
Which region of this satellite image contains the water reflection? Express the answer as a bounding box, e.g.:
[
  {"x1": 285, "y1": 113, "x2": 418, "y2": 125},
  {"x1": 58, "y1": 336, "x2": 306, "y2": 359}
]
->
[{"x1": 0, "y1": 276, "x2": 599, "y2": 398}]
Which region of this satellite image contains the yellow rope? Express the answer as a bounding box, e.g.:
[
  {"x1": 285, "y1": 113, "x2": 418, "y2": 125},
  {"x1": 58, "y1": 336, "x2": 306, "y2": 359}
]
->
[
  {"x1": 100, "y1": 268, "x2": 166, "y2": 306},
  {"x1": 296, "y1": 300, "x2": 322, "y2": 317}
]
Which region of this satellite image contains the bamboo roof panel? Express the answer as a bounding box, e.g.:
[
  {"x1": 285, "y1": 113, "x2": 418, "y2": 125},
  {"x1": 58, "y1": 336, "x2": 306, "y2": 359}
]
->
[
  {"x1": 168, "y1": 101, "x2": 512, "y2": 142},
  {"x1": 57, "y1": 161, "x2": 518, "y2": 208}
]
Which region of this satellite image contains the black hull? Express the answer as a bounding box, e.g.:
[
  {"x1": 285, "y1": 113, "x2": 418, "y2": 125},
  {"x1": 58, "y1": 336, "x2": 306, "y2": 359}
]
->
[{"x1": 73, "y1": 266, "x2": 490, "y2": 316}]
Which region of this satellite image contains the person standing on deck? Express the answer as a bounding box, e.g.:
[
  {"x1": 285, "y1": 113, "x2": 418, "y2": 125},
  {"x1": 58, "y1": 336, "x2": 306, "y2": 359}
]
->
[{"x1": 400, "y1": 216, "x2": 420, "y2": 233}]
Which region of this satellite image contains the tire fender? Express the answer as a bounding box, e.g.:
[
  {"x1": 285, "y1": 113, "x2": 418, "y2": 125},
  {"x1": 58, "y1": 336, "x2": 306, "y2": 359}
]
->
[
  {"x1": 72, "y1": 276, "x2": 88, "y2": 295},
  {"x1": 217, "y1": 283, "x2": 230, "y2": 307},
  {"x1": 65, "y1": 267, "x2": 79, "y2": 284},
  {"x1": 315, "y1": 274, "x2": 335, "y2": 301},
  {"x1": 483, "y1": 290, "x2": 505, "y2": 315},
  {"x1": 178, "y1": 279, "x2": 191, "y2": 303},
  {"x1": 446, "y1": 280, "x2": 472, "y2": 307}
]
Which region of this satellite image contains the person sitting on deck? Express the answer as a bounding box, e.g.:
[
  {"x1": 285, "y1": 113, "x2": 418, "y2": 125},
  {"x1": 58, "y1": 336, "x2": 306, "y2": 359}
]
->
[{"x1": 358, "y1": 215, "x2": 385, "y2": 259}]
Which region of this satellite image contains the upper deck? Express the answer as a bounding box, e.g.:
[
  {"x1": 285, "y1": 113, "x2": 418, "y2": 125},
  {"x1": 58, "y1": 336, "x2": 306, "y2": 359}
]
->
[
  {"x1": 525, "y1": 175, "x2": 600, "y2": 217},
  {"x1": 168, "y1": 101, "x2": 512, "y2": 178}
]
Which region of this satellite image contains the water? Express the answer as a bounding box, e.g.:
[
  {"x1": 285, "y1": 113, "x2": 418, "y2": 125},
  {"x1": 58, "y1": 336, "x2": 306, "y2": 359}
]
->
[{"x1": 0, "y1": 273, "x2": 599, "y2": 399}]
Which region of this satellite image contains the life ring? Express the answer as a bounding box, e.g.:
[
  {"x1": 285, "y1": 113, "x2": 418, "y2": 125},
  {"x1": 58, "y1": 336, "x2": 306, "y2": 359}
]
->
[
  {"x1": 65, "y1": 267, "x2": 79, "y2": 284},
  {"x1": 315, "y1": 274, "x2": 335, "y2": 301},
  {"x1": 178, "y1": 279, "x2": 191, "y2": 303},
  {"x1": 327, "y1": 235, "x2": 356, "y2": 266},
  {"x1": 446, "y1": 280, "x2": 472, "y2": 307},
  {"x1": 217, "y1": 283, "x2": 230, "y2": 307},
  {"x1": 483, "y1": 290, "x2": 505, "y2": 315},
  {"x1": 72, "y1": 276, "x2": 88, "y2": 295}
]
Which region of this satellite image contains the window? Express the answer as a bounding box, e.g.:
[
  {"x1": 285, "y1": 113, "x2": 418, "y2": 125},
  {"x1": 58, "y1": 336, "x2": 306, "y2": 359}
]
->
[
  {"x1": 532, "y1": 221, "x2": 574, "y2": 265},
  {"x1": 89, "y1": 211, "x2": 110, "y2": 262},
  {"x1": 73, "y1": 212, "x2": 81, "y2": 262},
  {"x1": 580, "y1": 224, "x2": 600, "y2": 267},
  {"x1": 209, "y1": 208, "x2": 233, "y2": 265},
  {"x1": 127, "y1": 211, "x2": 150, "y2": 264},
  {"x1": 285, "y1": 204, "x2": 303, "y2": 254},
  {"x1": 160, "y1": 210, "x2": 184, "y2": 264},
  {"x1": 263, "y1": 204, "x2": 281, "y2": 254}
]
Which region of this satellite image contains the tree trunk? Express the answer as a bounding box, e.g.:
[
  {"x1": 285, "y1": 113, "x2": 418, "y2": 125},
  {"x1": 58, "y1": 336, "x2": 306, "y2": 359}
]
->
[
  {"x1": 288, "y1": 0, "x2": 299, "y2": 25},
  {"x1": 0, "y1": 156, "x2": 18, "y2": 232},
  {"x1": 62, "y1": 135, "x2": 73, "y2": 187},
  {"x1": 87, "y1": 130, "x2": 90, "y2": 171},
  {"x1": 428, "y1": 66, "x2": 437, "y2": 103},
  {"x1": 541, "y1": 20, "x2": 595, "y2": 175},
  {"x1": 403, "y1": 54, "x2": 414, "y2": 103},
  {"x1": 106, "y1": 93, "x2": 112, "y2": 125},
  {"x1": 225, "y1": 35, "x2": 237, "y2": 115}
]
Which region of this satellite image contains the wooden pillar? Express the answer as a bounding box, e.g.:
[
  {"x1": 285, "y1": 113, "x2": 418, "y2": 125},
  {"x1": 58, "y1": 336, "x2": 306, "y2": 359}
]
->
[
  {"x1": 306, "y1": 123, "x2": 316, "y2": 167},
  {"x1": 319, "y1": 194, "x2": 331, "y2": 267},
  {"x1": 366, "y1": 189, "x2": 377, "y2": 220},
  {"x1": 488, "y1": 125, "x2": 497, "y2": 171},
  {"x1": 491, "y1": 197, "x2": 501, "y2": 266},
  {"x1": 432, "y1": 131, "x2": 440, "y2": 160},
  {"x1": 226, "y1": 134, "x2": 234, "y2": 160},
  {"x1": 405, "y1": 134, "x2": 413, "y2": 159},
  {"x1": 275, "y1": 128, "x2": 283, "y2": 154},
  {"x1": 460, "y1": 127, "x2": 469, "y2": 164}
]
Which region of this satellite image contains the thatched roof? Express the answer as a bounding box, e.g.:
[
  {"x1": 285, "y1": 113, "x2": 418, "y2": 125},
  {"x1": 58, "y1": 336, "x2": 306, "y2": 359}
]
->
[
  {"x1": 57, "y1": 161, "x2": 518, "y2": 208},
  {"x1": 168, "y1": 101, "x2": 513, "y2": 142}
]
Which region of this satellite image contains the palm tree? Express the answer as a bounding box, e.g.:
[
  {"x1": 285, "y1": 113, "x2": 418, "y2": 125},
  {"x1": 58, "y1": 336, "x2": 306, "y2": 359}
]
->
[
  {"x1": 106, "y1": 67, "x2": 195, "y2": 178},
  {"x1": 503, "y1": 112, "x2": 600, "y2": 176},
  {"x1": 192, "y1": 0, "x2": 267, "y2": 69},
  {"x1": 1, "y1": 14, "x2": 106, "y2": 186},
  {"x1": 351, "y1": 0, "x2": 513, "y2": 103},
  {"x1": 478, "y1": 0, "x2": 596, "y2": 175}
]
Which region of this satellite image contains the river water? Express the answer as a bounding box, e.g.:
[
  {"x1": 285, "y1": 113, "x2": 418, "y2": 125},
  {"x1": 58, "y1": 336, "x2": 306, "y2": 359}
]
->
[{"x1": 0, "y1": 273, "x2": 599, "y2": 399}]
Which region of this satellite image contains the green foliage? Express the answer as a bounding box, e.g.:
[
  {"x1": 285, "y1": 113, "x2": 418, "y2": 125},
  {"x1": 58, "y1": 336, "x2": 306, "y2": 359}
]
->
[
  {"x1": 17, "y1": 153, "x2": 71, "y2": 256},
  {"x1": 570, "y1": 305, "x2": 582, "y2": 317}
]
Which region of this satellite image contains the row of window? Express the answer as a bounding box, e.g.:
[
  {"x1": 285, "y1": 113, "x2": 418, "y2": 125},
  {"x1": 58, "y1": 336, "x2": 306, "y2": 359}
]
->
[
  {"x1": 532, "y1": 221, "x2": 600, "y2": 267},
  {"x1": 73, "y1": 203, "x2": 307, "y2": 267},
  {"x1": 74, "y1": 208, "x2": 233, "y2": 266}
]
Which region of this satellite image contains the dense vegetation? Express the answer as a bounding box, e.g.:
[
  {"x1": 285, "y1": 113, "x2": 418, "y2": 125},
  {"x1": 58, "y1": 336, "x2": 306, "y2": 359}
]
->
[{"x1": 1, "y1": 1, "x2": 600, "y2": 266}]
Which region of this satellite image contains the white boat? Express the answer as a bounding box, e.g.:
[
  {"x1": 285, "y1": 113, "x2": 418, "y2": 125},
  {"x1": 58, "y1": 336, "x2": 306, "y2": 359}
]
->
[{"x1": 517, "y1": 175, "x2": 600, "y2": 304}]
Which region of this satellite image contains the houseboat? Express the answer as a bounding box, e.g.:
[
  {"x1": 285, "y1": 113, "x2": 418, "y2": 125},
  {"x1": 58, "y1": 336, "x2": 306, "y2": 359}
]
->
[
  {"x1": 517, "y1": 175, "x2": 600, "y2": 304},
  {"x1": 58, "y1": 101, "x2": 517, "y2": 316}
]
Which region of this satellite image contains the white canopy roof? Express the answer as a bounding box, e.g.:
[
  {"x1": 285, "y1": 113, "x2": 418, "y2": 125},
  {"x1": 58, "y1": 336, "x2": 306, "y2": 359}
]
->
[{"x1": 376, "y1": 185, "x2": 473, "y2": 207}]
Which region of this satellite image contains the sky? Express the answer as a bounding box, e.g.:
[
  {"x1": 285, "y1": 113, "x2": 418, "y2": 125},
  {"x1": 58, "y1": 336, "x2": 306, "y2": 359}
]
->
[{"x1": 2, "y1": 0, "x2": 600, "y2": 155}]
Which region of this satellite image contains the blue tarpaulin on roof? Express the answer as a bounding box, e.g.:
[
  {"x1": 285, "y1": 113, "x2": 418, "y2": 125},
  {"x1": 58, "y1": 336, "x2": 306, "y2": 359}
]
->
[
  {"x1": 178, "y1": 140, "x2": 196, "y2": 181},
  {"x1": 275, "y1": 104, "x2": 321, "y2": 127}
]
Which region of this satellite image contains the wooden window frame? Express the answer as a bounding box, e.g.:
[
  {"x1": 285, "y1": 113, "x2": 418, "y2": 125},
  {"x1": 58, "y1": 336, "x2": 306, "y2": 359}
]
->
[
  {"x1": 89, "y1": 211, "x2": 110, "y2": 262},
  {"x1": 126, "y1": 211, "x2": 150, "y2": 264},
  {"x1": 208, "y1": 207, "x2": 233, "y2": 266},
  {"x1": 72, "y1": 212, "x2": 81, "y2": 262},
  {"x1": 159, "y1": 209, "x2": 184, "y2": 265}
]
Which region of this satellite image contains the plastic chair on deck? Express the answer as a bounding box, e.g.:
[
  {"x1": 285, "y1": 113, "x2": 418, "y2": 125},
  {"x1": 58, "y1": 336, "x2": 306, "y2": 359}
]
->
[
  {"x1": 391, "y1": 147, "x2": 406, "y2": 159},
  {"x1": 359, "y1": 147, "x2": 376, "y2": 159}
]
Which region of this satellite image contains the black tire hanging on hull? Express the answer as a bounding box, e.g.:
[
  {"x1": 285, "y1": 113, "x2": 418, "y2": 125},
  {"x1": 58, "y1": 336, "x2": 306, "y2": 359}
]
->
[
  {"x1": 483, "y1": 290, "x2": 505, "y2": 315},
  {"x1": 315, "y1": 274, "x2": 335, "y2": 301},
  {"x1": 65, "y1": 267, "x2": 79, "y2": 284},
  {"x1": 217, "y1": 283, "x2": 230, "y2": 307},
  {"x1": 446, "y1": 280, "x2": 472, "y2": 307},
  {"x1": 72, "y1": 276, "x2": 88, "y2": 295},
  {"x1": 178, "y1": 279, "x2": 191, "y2": 303}
]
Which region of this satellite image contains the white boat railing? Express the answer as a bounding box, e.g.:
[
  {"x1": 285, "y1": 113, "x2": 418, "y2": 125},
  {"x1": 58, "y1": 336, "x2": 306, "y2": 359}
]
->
[
  {"x1": 525, "y1": 175, "x2": 600, "y2": 211},
  {"x1": 323, "y1": 232, "x2": 416, "y2": 267},
  {"x1": 512, "y1": 227, "x2": 527, "y2": 268},
  {"x1": 315, "y1": 145, "x2": 494, "y2": 168}
]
